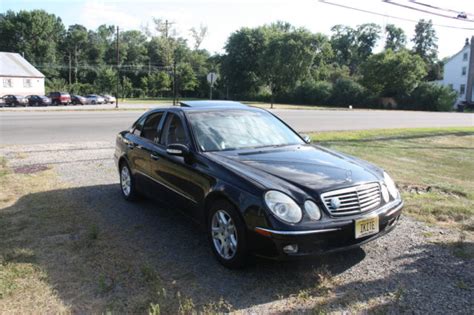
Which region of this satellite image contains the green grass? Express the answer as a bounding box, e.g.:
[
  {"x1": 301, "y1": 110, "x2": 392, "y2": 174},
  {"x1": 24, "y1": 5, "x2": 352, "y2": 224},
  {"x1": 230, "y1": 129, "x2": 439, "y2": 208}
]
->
[{"x1": 311, "y1": 127, "x2": 474, "y2": 228}]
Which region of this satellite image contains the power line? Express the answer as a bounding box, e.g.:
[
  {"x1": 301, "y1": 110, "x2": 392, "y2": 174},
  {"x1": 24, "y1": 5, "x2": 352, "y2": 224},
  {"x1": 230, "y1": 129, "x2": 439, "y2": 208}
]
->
[
  {"x1": 410, "y1": 0, "x2": 474, "y2": 17},
  {"x1": 318, "y1": 0, "x2": 474, "y2": 30},
  {"x1": 384, "y1": 0, "x2": 474, "y2": 22}
]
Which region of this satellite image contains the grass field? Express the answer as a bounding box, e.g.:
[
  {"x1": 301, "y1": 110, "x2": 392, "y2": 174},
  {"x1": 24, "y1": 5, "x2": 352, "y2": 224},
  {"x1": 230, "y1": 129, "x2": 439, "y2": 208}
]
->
[{"x1": 311, "y1": 127, "x2": 474, "y2": 230}]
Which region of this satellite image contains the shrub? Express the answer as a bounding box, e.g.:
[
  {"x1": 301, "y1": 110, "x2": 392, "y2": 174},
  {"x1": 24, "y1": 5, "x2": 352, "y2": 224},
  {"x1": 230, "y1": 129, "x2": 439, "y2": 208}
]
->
[
  {"x1": 296, "y1": 80, "x2": 333, "y2": 105},
  {"x1": 329, "y1": 78, "x2": 369, "y2": 107},
  {"x1": 401, "y1": 83, "x2": 457, "y2": 111}
]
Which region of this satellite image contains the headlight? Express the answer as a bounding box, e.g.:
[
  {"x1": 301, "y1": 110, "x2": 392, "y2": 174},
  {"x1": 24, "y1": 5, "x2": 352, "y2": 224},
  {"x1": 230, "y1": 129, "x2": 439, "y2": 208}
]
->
[
  {"x1": 264, "y1": 191, "x2": 302, "y2": 223},
  {"x1": 384, "y1": 172, "x2": 399, "y2": 199},
  {"x1": 304, "y1": 200, "x2": 321, "y2": 220}
]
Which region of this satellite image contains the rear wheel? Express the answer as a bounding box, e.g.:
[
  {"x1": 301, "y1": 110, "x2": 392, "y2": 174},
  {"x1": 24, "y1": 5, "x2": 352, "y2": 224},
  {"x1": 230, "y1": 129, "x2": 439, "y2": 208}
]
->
[
  {"x1": 208, "y1": 200, "x2": 248, "y2": 269},
  {"x1": 119, "y1": 161, "x2": 138, "y2": 201}
]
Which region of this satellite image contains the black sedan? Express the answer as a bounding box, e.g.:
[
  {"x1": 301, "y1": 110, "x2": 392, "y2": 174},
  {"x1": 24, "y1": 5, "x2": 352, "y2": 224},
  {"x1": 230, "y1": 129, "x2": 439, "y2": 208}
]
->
[
  {"x1": 2, "y1": 95, "x2": 29, "y2": 107},
  {"x1": 26, "y1": 95, "x2": 51, "y2": 106},
  {"x1": 114, "y1": 101, "x2": 403, "y2": 268}
]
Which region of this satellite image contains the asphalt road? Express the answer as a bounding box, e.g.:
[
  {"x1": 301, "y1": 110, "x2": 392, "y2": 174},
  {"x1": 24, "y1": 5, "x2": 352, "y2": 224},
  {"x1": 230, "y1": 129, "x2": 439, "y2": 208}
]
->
[{"x1": 0, "y1": 109, "x2": 472, "y2": 144}]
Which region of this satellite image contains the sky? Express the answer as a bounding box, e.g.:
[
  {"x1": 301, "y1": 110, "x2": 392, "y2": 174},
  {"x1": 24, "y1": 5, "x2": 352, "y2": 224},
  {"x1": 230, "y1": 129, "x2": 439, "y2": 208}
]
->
[{"x1": 1, "y1": 0, "x2": 474, "y2": 58}]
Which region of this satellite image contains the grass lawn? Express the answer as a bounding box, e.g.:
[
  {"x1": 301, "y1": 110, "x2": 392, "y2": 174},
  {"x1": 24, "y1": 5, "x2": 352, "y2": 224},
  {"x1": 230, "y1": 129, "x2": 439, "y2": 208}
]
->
[{"x1": 311, "y1": 127, "x2": 474, "y2": 230}]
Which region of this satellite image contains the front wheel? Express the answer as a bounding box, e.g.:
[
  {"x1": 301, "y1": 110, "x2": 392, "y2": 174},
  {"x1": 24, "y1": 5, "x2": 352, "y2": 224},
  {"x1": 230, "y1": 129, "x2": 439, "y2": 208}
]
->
[
  {"x1": 119, "y1": 162, "x2": 138, "y2": 201},
  {"x1": 208, "y1": 201, "x2": 248, "y2": 269}
]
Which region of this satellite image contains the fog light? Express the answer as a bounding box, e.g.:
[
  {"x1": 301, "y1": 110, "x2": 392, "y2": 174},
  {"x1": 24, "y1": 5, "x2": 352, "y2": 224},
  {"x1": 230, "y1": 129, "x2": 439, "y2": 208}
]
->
[{"x1": 283, "y1": 244, "x2": 298, "y2": 254}]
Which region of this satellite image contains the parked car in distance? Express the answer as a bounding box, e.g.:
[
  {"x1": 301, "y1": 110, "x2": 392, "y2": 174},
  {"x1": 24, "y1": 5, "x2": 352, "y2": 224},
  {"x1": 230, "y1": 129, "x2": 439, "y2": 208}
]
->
[
  {"x1": 26, "y1": 95, "x2": 51, "y2": 106},
  {"x1": 114, "y1": 101, "x2": 403, "y2": 268},
  {"x1": 71, "y1": 94, "x2": 88, "y2": 105},
  {"x1": 85, "y1": 94, "x2": 105, "y2": 104},
  {"x1": 2, "y1": 95, "x2": 29, "y2": 106},
  {"x1": 48, "y1": 92, "x2": 71, "y2": 105},
  {"x1": 102, "y1": 94, "x2": 116, "y2": 104}
]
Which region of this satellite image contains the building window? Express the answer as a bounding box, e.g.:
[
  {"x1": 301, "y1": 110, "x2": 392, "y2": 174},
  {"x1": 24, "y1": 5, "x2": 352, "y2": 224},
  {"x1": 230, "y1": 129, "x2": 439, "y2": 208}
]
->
[
  {"x1": 460, "y1": 84, "x2": 466, "y2": 95},
  {"x1": 462, "y1": 67, "x2": 467, "y2": 75},
  {"x1": 2, "y1": 78, "x2": 12, "y2": 88},
  {"x1": 23, "y1": 78, "x2": 32, "y2": 88},
  {"x1": 448, "y1": 84, "x2": 453, "y2": 90},
  {"x1": 463, "y1": 52, "x2": 468, "y2": 61}
]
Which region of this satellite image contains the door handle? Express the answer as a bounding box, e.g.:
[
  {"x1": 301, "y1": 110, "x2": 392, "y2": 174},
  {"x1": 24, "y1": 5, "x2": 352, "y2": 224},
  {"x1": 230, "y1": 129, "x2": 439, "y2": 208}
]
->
[{"x1": 150, "y1": 153, "x2": 160, "y2": 161}]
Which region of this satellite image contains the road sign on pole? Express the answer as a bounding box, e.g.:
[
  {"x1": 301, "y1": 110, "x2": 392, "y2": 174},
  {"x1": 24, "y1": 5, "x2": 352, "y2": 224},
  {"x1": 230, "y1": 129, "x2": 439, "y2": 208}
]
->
[{"x1": 207, "y1": 72, "x2": 218, "y2": 100}]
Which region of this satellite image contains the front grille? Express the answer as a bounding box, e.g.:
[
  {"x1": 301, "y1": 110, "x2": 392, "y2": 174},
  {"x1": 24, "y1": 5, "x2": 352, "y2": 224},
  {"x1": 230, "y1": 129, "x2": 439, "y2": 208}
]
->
[{"x1": 321, "y1": 182, "x2": 381, "y2": 216}]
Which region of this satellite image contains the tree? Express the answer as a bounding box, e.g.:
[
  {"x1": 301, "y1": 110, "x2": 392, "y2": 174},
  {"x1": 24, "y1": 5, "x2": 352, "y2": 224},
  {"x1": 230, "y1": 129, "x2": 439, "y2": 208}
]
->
[
  {"x1": 64, "y1": 24, "x2": 89, "y2": 83},
  {"x1": 259, "y1": 27, "x2": 319, "y2": 107},
  {"x1": 175, "y1": 63, "x2": 198, "y2": 97},
  {"x1": 330, "y1": 23, "x2": 381, "y2": 74},
  {"x1": 121, "y1": 76, "x2": 133, "y2": 99},
  {"x1": 221, "y1": 26, "x2": 269, "y2": 98},
  {"x1": 355, "y1": 23, "x2": 381, "y2": 61},
  {"x1": 361, "y1": 49, "x2": 427, "y2": 97},
  {"x1": 95, "y1": 67, "x2": 117, "y2": 94},
  {"x1": 412, "y1": 19, "x2": 438, "y2": 63},
  {"x1": 0, "y1": 10, "x2": 65, "y2": 77},
  {"x1": 189, "y1": 24, "x2": 208, "y2": 50},
  {"x1": 385, "y1": 24, "x2": 406, "y2": 51}
]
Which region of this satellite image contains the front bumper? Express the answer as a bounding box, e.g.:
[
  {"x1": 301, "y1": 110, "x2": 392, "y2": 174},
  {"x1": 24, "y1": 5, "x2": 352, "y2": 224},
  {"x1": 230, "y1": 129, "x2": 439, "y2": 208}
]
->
[{"x1": 250, "y1": 200, "x2": 403, "y2": 259}]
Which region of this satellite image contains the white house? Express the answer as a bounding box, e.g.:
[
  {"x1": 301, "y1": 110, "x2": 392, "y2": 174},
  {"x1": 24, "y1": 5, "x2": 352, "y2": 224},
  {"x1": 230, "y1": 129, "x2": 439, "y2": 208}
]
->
[
  {"x1": 0, "y1": 52, "x2": 45, "y2": 96},
  {"x1": 439, "y1": 36, "x2": 474, "y2": 107}
]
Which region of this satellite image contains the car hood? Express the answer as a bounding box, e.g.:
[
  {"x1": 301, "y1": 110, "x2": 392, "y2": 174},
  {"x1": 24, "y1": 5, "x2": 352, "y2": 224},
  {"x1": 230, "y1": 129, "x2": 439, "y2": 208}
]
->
[{"x1": 208, "y1": 144, "x2": 383, "y2": 197}]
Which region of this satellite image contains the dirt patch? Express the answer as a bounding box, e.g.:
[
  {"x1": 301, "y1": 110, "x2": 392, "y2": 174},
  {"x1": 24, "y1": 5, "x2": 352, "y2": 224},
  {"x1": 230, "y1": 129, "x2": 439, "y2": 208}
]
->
[
  {"x1": 13, "y1": 164, "x2": 49, "y2": 174},
  {"x1": 399, "y1": 184, "x2": 467, "y2": 198}
]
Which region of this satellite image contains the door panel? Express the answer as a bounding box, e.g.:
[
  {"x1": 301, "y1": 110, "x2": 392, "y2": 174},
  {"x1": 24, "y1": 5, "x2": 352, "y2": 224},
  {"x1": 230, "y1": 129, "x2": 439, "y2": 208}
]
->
[{"x1": 147, "y1": 113, "x2": 213, "y2": 216}]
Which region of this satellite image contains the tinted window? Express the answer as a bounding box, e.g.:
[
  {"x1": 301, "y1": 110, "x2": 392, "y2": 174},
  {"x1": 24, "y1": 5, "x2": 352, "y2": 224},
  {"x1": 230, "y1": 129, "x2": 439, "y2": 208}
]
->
[
  {"x1": 132, "y1": 116, "x2": 146, "y2": 136},
  {"x1": 187, "y1": 110, "x2": 304, "y2": 152},
  {"x1": 161, "y1": 113, "x2": 188, "y2": 146},
  {"x1": 141, "y1": 112, "x2": 164, "y2": 142}
]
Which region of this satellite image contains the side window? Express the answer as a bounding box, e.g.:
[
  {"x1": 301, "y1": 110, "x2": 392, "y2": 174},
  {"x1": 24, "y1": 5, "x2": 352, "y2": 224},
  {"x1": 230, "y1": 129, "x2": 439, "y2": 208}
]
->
[
  {"x1": 142, "y1": 112, "x2": 164, "y2": 142},
  {"x1": 160, "y1": 113, "x2": 188, "y2": 146},
  {"x1": 132, "y1": 116, "x2": 146, "y2": 136}
]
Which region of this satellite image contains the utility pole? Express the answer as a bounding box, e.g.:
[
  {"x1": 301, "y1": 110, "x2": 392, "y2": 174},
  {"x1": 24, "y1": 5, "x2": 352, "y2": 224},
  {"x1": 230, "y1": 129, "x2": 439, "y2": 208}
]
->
[
  {"x1": 164, "y1": 20, "x2": 175, "y2": 38},
  {"x1": 116, "y1": 26, "x2": 119, "y2": 109},
  {"x1": 68, "y1": 52, "x2": 72, "y2": 86},
  {"x1": 173, "y1": 60, "x2": 177, "y2": 106}
]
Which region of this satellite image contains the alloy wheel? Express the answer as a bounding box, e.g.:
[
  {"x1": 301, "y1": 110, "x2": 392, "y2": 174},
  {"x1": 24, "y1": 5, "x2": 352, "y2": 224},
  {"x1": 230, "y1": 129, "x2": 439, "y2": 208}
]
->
[
  {"x1": 120, "y1": 166, "x2": 131, "y2": 196},
  {"x1": 211, "y1": 210, "x2": 238, "y2": 260}
]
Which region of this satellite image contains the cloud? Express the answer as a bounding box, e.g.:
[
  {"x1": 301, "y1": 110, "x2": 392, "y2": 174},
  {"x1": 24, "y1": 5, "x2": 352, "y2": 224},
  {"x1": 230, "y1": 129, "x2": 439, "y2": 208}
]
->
[{"x1": 79, "y1": 0, "x2": 141, "y2": 30}]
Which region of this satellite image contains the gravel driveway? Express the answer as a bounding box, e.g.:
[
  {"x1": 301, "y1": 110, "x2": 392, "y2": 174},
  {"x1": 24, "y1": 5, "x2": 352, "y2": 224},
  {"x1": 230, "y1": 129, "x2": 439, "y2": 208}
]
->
[{"x1": 1, "y1": 142, "x2": 472, "y2": 314}]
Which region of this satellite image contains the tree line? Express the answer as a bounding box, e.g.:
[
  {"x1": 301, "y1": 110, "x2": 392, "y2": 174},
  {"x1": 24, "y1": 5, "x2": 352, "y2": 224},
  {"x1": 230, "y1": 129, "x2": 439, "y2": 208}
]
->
[{"x1": 0, "y1": 10, "x2": 457, "y2": 110}]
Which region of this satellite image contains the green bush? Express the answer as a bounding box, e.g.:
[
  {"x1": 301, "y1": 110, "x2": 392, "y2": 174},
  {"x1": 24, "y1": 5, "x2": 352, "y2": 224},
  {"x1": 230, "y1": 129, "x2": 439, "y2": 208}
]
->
[
  {"x1": 284, "y1": 80, "x2": 333, "y2": 105},
  {"x1": 401, "y1": 83, "x2": 457, "y2": 111},
  {"x1": 329, "y1": 78, "x2": 369, "y2": 107}
]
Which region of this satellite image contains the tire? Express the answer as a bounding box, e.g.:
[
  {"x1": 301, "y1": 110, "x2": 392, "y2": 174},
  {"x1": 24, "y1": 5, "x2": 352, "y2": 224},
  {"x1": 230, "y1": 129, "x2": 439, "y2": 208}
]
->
[
  {"x1": 119, "y1": 161, "x2": 138, "y2": 201},
  {"x1": 208, "y1": 200, "x2": 248, "y2": 269}
]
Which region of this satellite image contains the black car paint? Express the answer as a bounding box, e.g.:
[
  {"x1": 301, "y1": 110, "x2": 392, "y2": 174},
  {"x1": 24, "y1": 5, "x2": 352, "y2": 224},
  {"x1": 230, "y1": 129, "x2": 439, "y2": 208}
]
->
[{"x1": 115, "y1": 105, "x2": 403, "y2": 259}]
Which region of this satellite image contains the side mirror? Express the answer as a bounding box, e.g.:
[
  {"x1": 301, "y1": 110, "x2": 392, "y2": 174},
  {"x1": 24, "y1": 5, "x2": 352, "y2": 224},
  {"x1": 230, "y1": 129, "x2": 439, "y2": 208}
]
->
[
  {"x1": 301, "y1": 134, "x2": 311, "y2": 144},
  {"x1": 166, "y1": 143, "x2": 190, "y2": 156}
]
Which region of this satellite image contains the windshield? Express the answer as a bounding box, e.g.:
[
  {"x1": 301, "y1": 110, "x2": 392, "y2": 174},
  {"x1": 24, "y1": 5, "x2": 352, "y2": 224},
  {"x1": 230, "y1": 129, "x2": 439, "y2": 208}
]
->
[{"x1": 187, "y1": 109, "x2": 304, "y2": 152}]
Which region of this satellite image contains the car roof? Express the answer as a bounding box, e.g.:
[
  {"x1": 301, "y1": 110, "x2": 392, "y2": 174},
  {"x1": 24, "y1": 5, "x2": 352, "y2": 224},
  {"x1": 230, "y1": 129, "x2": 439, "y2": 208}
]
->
[{"x1": 179, "y1": 100, "x2": 248, "y2": 109}]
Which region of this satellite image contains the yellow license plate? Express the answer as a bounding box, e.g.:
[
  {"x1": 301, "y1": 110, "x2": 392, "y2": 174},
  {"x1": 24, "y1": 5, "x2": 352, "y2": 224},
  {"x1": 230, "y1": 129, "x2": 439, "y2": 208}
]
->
[{"x1": 355, "y1": 216, "x2": 379, "y2": 239}]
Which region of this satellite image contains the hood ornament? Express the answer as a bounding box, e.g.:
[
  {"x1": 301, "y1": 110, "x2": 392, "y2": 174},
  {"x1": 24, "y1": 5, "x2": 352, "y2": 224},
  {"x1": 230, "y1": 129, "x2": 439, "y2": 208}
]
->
[{"x1": 330, "y1": 197, "x2": 341, "y2": 209}]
